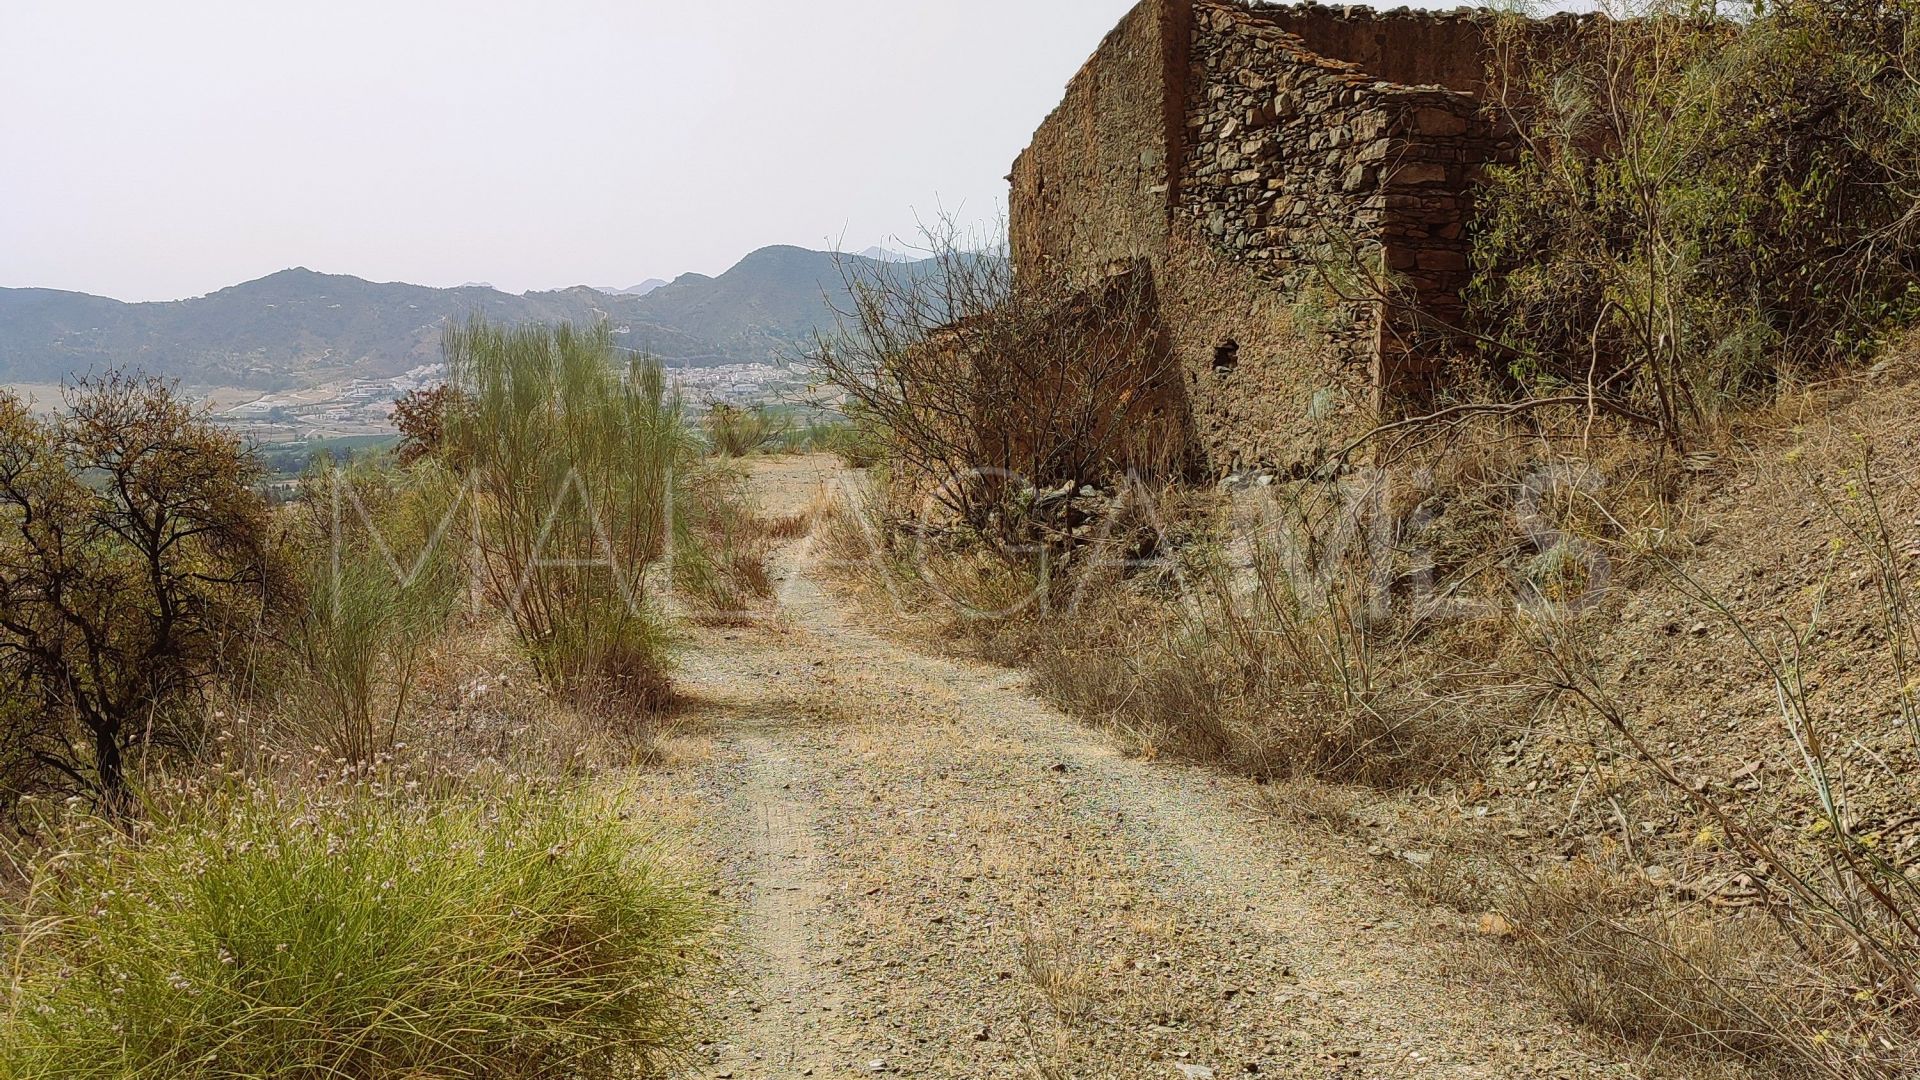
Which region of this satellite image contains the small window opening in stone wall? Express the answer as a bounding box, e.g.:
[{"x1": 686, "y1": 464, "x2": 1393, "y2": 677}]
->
[{"x1": 1212, "y1": 338, "x2": 1240, "y2": 373}]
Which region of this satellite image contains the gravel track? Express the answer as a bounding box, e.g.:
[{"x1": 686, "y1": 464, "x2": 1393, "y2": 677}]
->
[{"x1": 667, "y1": 457, "x2": 1639, "y2": 1080}]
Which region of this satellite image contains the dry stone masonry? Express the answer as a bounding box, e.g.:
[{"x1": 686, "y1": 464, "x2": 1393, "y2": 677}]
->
[{"x1": 1010, "y1": 0, "x2": 1558, "y2": 474}]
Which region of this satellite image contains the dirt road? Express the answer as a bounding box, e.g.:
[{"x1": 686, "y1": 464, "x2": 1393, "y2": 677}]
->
[{"x1": 654, "y1": 457, "x2": 1635, "y2": 1079}]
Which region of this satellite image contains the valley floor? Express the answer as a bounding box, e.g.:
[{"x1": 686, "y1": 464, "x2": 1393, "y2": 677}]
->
[{"x1": 631, "y1": 457, "x2": 1641, "y2": 1079}]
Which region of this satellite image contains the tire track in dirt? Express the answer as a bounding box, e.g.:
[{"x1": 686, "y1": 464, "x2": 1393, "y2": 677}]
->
[
  {"x1": 727, "y1": 729, "x2": 852, "y2": 1076},
  {"x1": 683, "y1": 700, "x2": 868, "y2": 1078}
]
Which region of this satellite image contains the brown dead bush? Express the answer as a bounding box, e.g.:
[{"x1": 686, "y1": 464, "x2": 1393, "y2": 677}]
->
[
  {"x1": 1506, "y1": 860, "x2": 1914, "y2": 1079},
  {"x1": 809, "y1": 223, "x2": 1190, "y2": 552}
]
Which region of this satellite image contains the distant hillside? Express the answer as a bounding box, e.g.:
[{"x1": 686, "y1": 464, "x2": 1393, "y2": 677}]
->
[
  {"x1": 0, "y1": 247, "x2": 929, "y2": 390},
  {"x1": 632, "y1": 246, "x2": 882, "y2": 367},
  {"x1": 593, "y1": 279, "x2": 668, "y2": 297}
]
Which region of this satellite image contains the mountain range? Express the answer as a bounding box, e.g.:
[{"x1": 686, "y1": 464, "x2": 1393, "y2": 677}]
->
[
  {"x1": 0, "y1": 246, "x2": 922, "y2": 390},
  {"x1": 590, "y1": 279, "x2": 668, "y2": 297}
]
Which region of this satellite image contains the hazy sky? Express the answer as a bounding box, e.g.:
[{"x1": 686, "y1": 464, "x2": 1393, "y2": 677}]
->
[{"x1": 2, "y1": 1, "x2": 1576, "y2": 302}]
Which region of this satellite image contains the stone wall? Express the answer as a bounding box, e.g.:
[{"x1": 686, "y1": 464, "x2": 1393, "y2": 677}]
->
[
  {"x1": 1181, "y1": 0, "x2": 1510, "y2": 408},
  {"x1": 1008, "y1": 0, "x2": 1531, "y2": 476},
  {"x1": 1250, "y1": 3, "x2": 1499, "y2": 94},
  {"x1": 1008, "y1": 0, "x2": 1191, "y2": 285}
]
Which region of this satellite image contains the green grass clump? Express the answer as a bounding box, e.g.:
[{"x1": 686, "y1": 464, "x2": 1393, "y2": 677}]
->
[{"x1": 2, "y1": 783, "x2": 718, "y2": 1079}]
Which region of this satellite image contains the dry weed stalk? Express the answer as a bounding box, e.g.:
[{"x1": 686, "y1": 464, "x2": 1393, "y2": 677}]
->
[{"x1": 1522, "y1": 446, "x2": 1920, "y2": 1075}]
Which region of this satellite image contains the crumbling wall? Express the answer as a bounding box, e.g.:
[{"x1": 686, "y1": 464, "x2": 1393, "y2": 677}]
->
[
  {"x1": 1181, "y1": 0, "x2": 1510, "y2": 415},
  {"x1": 1249, "y1": 3, "x2": 1498, "y2": 94},
  {"x1": 1008, "y1": 0, "x2": 1192, "y2": 285},
  {"x1": 1183, "y1": 6, "x2": 1396, "y2": 381},
  {"x1": 1159, "y1": 224, "x2": 1367, "y2": 474},
  {"x1": 1010, "y1": 0, "x2": 1530, "y2": 476}
]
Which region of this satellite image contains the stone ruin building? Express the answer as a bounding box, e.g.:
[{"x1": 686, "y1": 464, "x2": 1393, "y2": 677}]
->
[{"x1": 1009, "y1": 0, "x2": 1571, "y2": 475}]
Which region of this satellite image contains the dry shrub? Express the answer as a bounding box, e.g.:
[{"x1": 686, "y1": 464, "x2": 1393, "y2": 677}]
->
[
  {"x1": 1402, "y1": 842, "x2": 1508, "y2": 917},
  {"x1": 810, "y1": 222, "x2": 1190, "y2": 546},
  {"x1": 701, "y1": 402, "x2": 787, "y2": 458},
  {"x1": 1368, "y1": 791, "x2": 1917, "y2": 1078},
  {"x1": 1035, "y1": 425, "x2": 1682, "y2": 787},
  {"x1": 1518, "y1": 440, "x2": 1920, "y2": 1076},
  {"x1": 1252, "y1": 778, "x2": 1364, "y2": 834},
  {"x1": 1153, "y1": 592, "x2": 1483, "y2": 785},
  {"x1": 391, "y1": 382, "x2": 465, "y2": 467},
  {"x1": 1043, "y1": 475, "x2": 1504, "y2": 785},
  {"x1": 674, "y1": 463, "x2": 817, "y2": 627},
  {"x1": 817, "y1": 477, "x2": 1495, "y2": 788},
  {"x1": 399, "y1": 617, "x2": 674, "y2": 780},
  {"x1": 1506, "y1": 860, "x2": 1915, "y2": 1079},
  {"x1": 813, "y1": 408, "x2": 1695, "y2": 793},
  {"x1": 810, "y1": 481, "x2": 916, "y2": 612},
  {"x1": 217, "y1": 624, "x2": 660, "y2": 803}
]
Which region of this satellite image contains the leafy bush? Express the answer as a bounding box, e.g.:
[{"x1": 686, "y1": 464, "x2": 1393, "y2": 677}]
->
[
  {"x1": 1473, "y1": 1, "x2": 1920, "y2": 443},
  {"x1": 0, "y1": 374, "x2": 281, "y2": 800},
  {"x1": 443, "y1": 318, "x2": 695, "y2": 708},
  {"x1": 1, "y1": 782, "x2": 718, "y2": 1079}
]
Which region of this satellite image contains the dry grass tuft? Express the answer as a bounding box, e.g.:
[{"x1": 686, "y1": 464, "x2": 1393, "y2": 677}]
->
[
  {"x1": 829, "y1": 476, "x2": 1509, "y2": 788},
  {"x1": 352, "y1": 616, "x2": 676, "y2": 786},
  {"x1": 679, "y1": 464, "x2": 787, "y2": 627},
  {"x1": 1251, "y1": 778, "x2": 1364, "y2": 834},
  {"x1": 1017, "y1": 919, "x2": 1096, "y2": 1028},
  {"x1": 761, "y1": 508, "x2": 814, "y2": 541}
]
